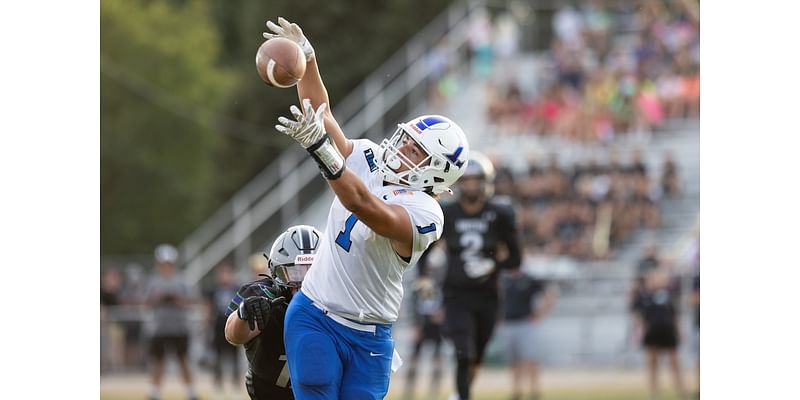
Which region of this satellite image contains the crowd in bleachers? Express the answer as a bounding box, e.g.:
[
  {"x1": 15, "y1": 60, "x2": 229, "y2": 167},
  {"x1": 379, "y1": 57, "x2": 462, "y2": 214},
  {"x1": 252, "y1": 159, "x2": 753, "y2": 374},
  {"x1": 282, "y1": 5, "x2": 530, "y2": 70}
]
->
[
  {"x1": 480, "y1": 0, "x2": 699, "y2": 142},
  {"x1": 491, "y1": 150, "x2": 681, "y2": 259}
]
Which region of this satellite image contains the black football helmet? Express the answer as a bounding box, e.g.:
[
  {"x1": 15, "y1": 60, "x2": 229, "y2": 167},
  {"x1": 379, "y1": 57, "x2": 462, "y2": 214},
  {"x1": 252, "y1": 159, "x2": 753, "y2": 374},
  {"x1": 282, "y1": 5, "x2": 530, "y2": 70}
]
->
[{"x1": 458, "y1": 151, "x2": 496, "y2": 201}]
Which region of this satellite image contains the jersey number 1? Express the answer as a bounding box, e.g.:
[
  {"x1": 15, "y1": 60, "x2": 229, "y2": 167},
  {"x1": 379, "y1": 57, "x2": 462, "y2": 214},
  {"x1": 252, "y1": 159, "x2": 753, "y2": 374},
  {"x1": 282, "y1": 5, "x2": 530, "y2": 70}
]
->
[{"x1": 335, "y1": 213, "x2": 359, "y2": 252}]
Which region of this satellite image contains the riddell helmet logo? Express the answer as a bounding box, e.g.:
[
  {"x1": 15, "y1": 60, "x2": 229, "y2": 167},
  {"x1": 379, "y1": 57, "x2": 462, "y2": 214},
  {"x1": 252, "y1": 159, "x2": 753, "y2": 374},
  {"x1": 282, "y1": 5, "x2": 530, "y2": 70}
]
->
[{"x1": 294, "y1": 255, "x2": 315, "y2": 265}]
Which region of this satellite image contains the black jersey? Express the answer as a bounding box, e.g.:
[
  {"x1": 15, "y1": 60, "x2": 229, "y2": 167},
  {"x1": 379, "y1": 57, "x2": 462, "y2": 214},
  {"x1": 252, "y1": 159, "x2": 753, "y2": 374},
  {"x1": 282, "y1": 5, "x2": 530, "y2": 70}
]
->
[
  {"x1": 422, "y1": 197, "x2": 521, "y2": 301},
  {"x1": 226, "y1": 277, "x2": 294, "y2": 400},
  {"x1": 633, "y1": 288, "x2": 678, "y2": 329}
]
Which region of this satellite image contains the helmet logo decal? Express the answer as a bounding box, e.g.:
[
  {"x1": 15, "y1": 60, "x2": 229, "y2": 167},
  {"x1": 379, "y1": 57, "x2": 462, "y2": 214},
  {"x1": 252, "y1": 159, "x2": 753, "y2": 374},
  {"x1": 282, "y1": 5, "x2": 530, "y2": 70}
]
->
[
  {"x1": 445, "y1": 145, "x2": 465, "y2": 167},
  {"x1": 415, "y1": 116, "x2": 448, "y2": 132}
]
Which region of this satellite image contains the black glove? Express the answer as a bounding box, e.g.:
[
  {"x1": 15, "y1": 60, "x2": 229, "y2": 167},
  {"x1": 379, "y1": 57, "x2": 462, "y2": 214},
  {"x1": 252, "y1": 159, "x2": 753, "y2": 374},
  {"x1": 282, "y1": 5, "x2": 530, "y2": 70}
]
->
[{"x1": 237, "y1": 296, "x2": 287, "y2": 331}]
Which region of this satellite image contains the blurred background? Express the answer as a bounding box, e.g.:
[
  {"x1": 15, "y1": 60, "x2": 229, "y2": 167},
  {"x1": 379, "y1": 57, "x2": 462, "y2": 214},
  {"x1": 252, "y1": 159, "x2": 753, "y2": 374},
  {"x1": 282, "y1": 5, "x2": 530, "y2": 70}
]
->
[{"x1": 100, "y1": 0, "x2": 699, "y2": 398}]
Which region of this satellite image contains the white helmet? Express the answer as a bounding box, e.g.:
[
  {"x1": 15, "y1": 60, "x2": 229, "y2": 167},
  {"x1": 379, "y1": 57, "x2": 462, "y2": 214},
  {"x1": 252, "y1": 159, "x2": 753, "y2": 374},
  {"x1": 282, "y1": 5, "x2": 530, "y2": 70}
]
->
[
  {"x1": 154, "y1": 244, "x2": 178, "y2": 264},
  {"x1": 378, "y1": 115, "x2": 470, "y2": 195},
  {"x1": 265, "y1": 225, "x2": 322, "y2": 287}
]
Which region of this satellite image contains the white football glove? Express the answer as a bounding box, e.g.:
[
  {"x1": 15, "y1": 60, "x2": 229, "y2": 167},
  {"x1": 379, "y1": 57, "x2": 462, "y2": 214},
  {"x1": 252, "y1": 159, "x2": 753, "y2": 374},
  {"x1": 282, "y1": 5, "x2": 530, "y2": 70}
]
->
[
  {"x1": 263, "y1": 17, "x2": 315, "y2": 62},
  {"x1": 276, "y1": 98, "x2": 326, "y2": 149},
  {"x1": 276, "y1": 99, "x2": 345, "y2": 180}
]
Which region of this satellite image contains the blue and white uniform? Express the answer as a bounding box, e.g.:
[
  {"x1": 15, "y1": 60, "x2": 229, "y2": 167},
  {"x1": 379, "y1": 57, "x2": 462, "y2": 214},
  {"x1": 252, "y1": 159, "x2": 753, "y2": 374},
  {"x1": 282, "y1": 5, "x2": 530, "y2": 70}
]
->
[{"x1": 285, "y1": 139, "x2": 443, "y2": 400}]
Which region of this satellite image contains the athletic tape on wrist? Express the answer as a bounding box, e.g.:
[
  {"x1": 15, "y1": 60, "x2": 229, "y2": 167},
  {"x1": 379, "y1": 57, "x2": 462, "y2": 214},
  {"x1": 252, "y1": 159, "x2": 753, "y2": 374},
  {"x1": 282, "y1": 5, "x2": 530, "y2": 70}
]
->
[{"x1": 307, "y1": 135, "x2": 345, "y2": 180}]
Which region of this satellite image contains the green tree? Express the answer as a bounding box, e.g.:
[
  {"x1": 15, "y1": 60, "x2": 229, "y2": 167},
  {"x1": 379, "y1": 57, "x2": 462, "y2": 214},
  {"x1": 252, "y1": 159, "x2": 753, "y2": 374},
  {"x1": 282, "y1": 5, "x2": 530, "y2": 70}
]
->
[{"x1": 101, "y1": 0, "x2": 236, "y2": 254}]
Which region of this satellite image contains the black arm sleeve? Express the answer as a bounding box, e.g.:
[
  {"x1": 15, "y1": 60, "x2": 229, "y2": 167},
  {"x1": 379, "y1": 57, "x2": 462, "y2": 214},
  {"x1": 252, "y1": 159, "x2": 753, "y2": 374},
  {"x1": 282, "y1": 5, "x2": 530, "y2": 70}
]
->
[{"x1": 496, "y1": 205, "x2": 522, "y2": 271}]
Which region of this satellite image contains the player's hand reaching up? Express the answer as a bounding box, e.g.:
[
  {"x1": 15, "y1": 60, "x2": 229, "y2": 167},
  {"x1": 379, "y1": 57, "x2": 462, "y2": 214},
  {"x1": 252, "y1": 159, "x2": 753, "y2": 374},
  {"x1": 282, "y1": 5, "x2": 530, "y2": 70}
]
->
[
  {"x1": 277, "y1": 99, "x2": 345, "y2": 180},
  {"x1": 237, "y1": 296, "x2": 273, "y2": 331},
  {"x1": 263, "y1": 17, "x2": 315, "y2": 62},
  {"x1": 276, "y1": 98, "x2": 327, "y2": 149}
]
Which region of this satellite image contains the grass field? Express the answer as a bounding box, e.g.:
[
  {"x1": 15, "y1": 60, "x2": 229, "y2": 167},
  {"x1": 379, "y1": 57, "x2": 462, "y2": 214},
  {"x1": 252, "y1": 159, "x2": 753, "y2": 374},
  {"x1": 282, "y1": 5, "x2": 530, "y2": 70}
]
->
[
  {"x1": 100, "y1": 387, "x2": 689, "y2": 400},
  {"x1": 101, "y1": 367, "x2": 696, "y2": 400}
]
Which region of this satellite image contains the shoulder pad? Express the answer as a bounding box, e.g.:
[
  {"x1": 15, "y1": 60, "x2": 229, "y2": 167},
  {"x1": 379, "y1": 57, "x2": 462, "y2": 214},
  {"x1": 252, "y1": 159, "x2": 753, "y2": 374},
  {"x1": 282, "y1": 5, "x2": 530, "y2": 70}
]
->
[{"x1": 439, "y1": 198, "x2": 458, "y2": 208}]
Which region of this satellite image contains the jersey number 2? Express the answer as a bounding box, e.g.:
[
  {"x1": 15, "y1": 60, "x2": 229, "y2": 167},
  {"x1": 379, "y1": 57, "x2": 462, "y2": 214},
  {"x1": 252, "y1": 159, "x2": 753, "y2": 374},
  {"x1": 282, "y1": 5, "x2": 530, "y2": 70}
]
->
[{"x1": 335, "y1": 213, "x2": 359, "y2": 252}]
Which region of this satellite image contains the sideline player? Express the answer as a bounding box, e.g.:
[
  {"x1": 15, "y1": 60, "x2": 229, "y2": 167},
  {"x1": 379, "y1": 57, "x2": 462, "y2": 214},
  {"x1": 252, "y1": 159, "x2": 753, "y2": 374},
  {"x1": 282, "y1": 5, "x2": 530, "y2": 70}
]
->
[
  {"x1": 632, "y1": 268, "x2": 688, "y2": 400},
  {"x1": 499, "y1": 266, "x2": 557, "y2": 400},
  {"x1": 403, "y1": 268, "x2": 445, "y2": 400},
  {"x1": 420, "y1": 152, "x2": 522, "y2": 400},
  {"x1": 224, "y1": 225, "x2": 323, "y2": 400},
  {"x1": 263, "y1": 17, "x2": 471, "y2": 400},
  {"x1": 144, "y1": 244, "x2": 198, "y2": 400}
]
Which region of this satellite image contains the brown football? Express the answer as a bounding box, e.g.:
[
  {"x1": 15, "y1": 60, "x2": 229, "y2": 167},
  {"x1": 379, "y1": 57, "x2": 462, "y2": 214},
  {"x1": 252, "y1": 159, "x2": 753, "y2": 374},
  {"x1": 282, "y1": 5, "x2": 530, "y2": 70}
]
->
[{"x1": 255, "y1": 37, "x2": 307, "y2": 88}]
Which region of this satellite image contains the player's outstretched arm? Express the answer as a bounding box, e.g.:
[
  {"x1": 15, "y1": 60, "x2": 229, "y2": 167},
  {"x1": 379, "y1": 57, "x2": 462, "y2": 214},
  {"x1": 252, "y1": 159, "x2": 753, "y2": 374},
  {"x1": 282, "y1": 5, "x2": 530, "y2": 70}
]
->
[
  {"x1": 276, "y1": 101, "x2": 414, "y2": 256},
  {"x1": 225, "y1": 310, "x2": 261, "y2": 345},
  {"x1": 224, "y1": 296, "x2": 281, "y2": 345},
  {"x1": 263, "y1": 17, "x2": 353, "y2": 158}
]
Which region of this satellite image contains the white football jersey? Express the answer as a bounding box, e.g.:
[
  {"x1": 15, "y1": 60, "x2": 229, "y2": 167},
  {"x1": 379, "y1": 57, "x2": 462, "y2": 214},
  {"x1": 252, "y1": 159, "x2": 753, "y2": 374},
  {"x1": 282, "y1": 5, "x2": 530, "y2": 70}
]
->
[{"x1": 301, "y1": 139, "x2": 444, "y2": 324}]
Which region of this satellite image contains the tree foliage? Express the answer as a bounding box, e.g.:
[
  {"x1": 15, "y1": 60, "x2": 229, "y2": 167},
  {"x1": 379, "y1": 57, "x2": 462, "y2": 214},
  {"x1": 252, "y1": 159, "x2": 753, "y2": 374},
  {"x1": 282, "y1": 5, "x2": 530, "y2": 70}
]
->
[{"x1": 101, "y1": 0, "x2": 236, "y2": 254}]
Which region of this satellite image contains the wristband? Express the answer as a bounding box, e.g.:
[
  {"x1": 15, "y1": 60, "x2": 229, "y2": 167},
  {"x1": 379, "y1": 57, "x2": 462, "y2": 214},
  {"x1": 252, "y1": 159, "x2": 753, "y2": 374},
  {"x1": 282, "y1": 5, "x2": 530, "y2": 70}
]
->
[{"x1": 307, "y1": 134, "x2": 346, "y2": 180}]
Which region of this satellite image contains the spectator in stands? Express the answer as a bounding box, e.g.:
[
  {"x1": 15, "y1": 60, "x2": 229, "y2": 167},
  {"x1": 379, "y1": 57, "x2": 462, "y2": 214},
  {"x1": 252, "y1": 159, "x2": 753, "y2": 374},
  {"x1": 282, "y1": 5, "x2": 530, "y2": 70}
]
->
[
  {"x1": 632, "y1": 268, "x2": 688, "y2": 400},
  {"x1": 661, "y1": 152, "x2": 681, "y2": 197},
  {"x1": 629, "y1": 149, "x2": 648, "y2": 177},
  {"x1": 203, "y1": 263, "x2": 241, "y2": 399},
  {"x1": 553, "y1": 2, "x2": 584, "y2": 51},
  {"x1": 581, "y1": 0, "x2": 613, "y2": 60},
  {"x1": 144, "y1": 244, "x2": 198, "y2": 400},
  {"x1": 499, "y1": 267, "x2": 557, "y2": 400},
  {"x1": 682, "y1": 64, "x2": 700, "y2": 118},
  {"x1": 467, "y1": 7, "x2": 494, "y2": 78},
  {"x1": 493, "y1": 163, "x2": 516, "y2": 198},
  {"x1": 635, "y1": 78, "x2": 665, "y2": 133},
  {"x1": 656, "y1": 66, "x2": 685, "y2": 119},
  {"x1": 482, "y1": 0, "x2": 699, "y2": 143},
  {"x1": 493, "y1": 11, "x2": 521, "y2": 76}
]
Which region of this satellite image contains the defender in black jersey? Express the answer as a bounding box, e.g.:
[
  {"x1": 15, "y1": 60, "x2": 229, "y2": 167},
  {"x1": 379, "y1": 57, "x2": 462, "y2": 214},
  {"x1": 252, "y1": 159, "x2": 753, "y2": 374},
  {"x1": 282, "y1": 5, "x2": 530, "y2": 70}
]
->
[
  {"x1": 224, "y1": 225, "x2": 322, "y2": 400},
  {"x1": 419, "y1": 152, "x2": 522, "y2": 400}
]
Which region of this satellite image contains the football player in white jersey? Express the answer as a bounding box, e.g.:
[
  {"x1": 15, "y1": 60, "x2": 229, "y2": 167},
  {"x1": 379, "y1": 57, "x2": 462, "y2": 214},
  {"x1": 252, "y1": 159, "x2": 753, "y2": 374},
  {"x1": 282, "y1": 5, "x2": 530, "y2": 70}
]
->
[{"x1": 263, "y1": 17, "x2": 470, "y2": 400}]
